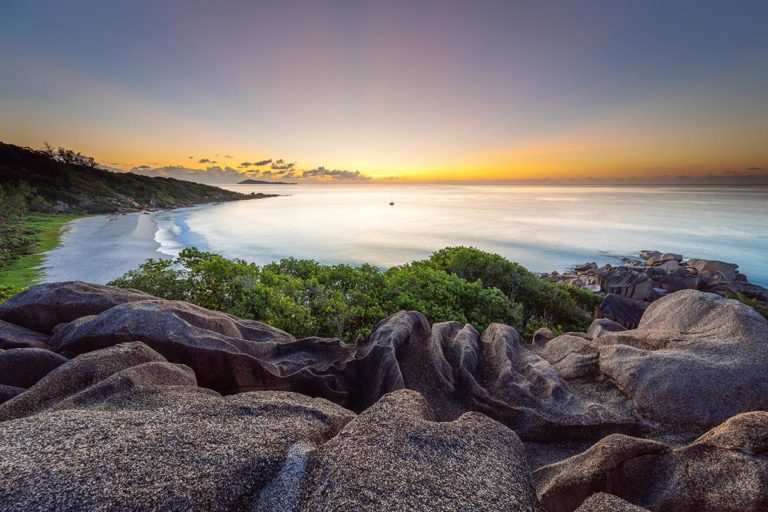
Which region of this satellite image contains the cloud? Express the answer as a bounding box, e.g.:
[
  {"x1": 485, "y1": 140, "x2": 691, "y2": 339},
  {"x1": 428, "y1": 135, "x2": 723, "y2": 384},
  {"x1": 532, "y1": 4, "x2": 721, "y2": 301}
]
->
[
  {"x1": 271, "y1": 159, "x2": 295, "y2": 170},
  {"x1": 746, "y1": 167, "x2": 763, "y2": 171},
  {"x1": 301, "y1": 166, "x2": 371, "y2": 181},
  {"x1": 198, "y1": 158, "x2": 212, "y2": 164},
  {"x1": 130, "y1": 165, "x2": 245, "y2": 184},
  {"x1": 239, "y1": 159, "x2": 273, "y2": 168},
  {"x1": 136, "y1": 165, "x2": 151, "y2": 169}
]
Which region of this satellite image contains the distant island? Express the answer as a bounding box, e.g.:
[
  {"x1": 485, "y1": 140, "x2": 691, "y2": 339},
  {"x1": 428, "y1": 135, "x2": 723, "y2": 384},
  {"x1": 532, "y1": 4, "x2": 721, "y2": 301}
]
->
[{"x1": 238, "y1": 179, "x2": 296, "y2": 185}]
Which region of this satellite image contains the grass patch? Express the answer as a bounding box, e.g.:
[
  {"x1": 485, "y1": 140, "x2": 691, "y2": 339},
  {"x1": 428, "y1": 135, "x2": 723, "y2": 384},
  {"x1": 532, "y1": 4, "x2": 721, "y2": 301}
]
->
[{"x1": 0, "y1": 213, "x2": 85, "y2": 292}]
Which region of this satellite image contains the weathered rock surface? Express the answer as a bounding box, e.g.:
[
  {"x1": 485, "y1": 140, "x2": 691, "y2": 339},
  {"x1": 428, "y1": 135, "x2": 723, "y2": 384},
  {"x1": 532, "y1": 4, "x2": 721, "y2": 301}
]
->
[
  {"x1": 296, "y1": 390, "x2": 542, "y2": 511},
  {"x1": 0, "y1": 348, "x2": 68, "y2": 388},
  {"x1": 687, "y1": 258, "x2": 739, "y2": 281},
  {"x1": 598, "y1": 294, "x2": 646, "y2": 328},
  {"x1": 0, "y1": 385, "x2": 355, "y2": 511},
  {"x1": 532, "y1": 327, "x2": 555, "y2": 345},
  {"x1": 597, "y1": 290, "x2": 768, "y2": 427},
  {"x1": 360, "y1": 316, "x2": 636, "y2": 440},
  {"x1": 1, "y1": 282, "x2": 767, "y2": 509},
  {"x1": 574, "y1": 493, "x2": 649, "y2": 512},
  {"x1": 543, "y1": 250, "x2": 768, "y2": 322},
  {"x1": 586, "y1": 318, "x2": 626, "y2": 339},
  {"x1": 45, "y1": 299, "x2": 631, "y2": 440},
  {"x1": 0, "y1": 341, "x2": 167, "y2": 421},
  {"x1": 0, "y1": 318, "x2": 49, "y2": 349},
  {"x1": 48, "y1": 299, "x2": 359, "y2": 403},
  {"x1": 0, "y1": 384, "x2": 24, "y2": 404},
  {"x1": 0, "y1": 281, "x2": 154, "y2": 333},
  {"x1": 534, "y1": 411, "x2": 768, "y2": 512},
  {"x1": 598, "y1": 268, "x2": 653, "y2": 300}
]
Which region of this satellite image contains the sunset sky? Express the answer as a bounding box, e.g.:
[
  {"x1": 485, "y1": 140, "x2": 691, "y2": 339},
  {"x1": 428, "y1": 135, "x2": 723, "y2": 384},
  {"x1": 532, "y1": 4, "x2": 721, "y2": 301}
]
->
[{"x1": 1, "y1": 1, "x2": 767, "y2": 182}]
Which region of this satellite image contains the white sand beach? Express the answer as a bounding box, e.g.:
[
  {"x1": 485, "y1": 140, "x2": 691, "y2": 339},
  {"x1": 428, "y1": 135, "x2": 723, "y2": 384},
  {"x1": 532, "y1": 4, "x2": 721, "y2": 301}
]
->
[{"x1": 41, "y1": 212, "x2": 168, "y2": 284}]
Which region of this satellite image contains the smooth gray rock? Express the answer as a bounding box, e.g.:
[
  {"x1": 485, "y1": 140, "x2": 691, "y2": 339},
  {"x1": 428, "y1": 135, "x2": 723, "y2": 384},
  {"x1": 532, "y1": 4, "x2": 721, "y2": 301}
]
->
[
  {"x1": 534, "y1": 335, "x2": 600, "y2": 380},
  {"x1": 51, "y1": 361, "x2": 198, "y2": 411},
  {"x1": 296, "y1": 389, "x2": 542, "y2": 512},
  {"x1": 534, "y1": 411, "x2": 768, "y2": 512},
  {"x1": 586, "y1": 318, "x2": 626, "y2": 339},
  {"x1": 0, "y1": 348, "x2": 68, "y2": 388},
  {"x1": 0, "y1": 384, "x2": 24, "y2": 405},
  {"x1": 575, "y1": 493, "x2": 650, "y2": 512},
  {"x1": 0, "y1": 341, "x2": 167, "y2": 421},
  {"x1": 49, "y1": 299, "x2": 357, "y2": 404},
  {"x1": 0, "y1": 387, "x2": 354, "y2": 511},
  {"x1": 0, "y1": 319, "x2": 49, "y2": 349},
  {"x1": 597, "y1": 290, "x2": 768, "y2": 427},
  {"x1": 0, "y1": 281, "x2": 154, "y2": 333}
]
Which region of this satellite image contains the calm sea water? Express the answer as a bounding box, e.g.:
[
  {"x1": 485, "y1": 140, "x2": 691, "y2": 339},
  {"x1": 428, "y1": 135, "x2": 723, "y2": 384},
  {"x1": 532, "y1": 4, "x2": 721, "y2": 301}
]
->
[{"x1": 148, "y1": 184, "x2": 768, "y2": 286}]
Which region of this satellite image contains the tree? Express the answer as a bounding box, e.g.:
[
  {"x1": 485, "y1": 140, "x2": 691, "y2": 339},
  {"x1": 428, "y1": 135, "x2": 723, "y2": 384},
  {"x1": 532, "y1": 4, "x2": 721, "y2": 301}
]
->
[{"x1": 42, "y1": 142, "x2": 97, "y2": 168}]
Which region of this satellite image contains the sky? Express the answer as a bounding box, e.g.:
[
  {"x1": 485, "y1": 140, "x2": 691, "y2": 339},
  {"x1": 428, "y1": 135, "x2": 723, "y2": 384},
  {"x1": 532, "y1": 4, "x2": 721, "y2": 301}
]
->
[{"x1": 1, "y1": 0, "x2": 767, "y2": 183}]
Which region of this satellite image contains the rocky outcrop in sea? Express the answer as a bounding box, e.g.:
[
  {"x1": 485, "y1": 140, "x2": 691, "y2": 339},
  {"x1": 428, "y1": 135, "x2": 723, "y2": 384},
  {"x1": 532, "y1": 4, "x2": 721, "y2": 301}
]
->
[
  {"x1": 1, "y1": 281, "x2": 767, "y2": 511},
  {"x1": 541, "y1": 250, "x2": 768, "y2": 328}
]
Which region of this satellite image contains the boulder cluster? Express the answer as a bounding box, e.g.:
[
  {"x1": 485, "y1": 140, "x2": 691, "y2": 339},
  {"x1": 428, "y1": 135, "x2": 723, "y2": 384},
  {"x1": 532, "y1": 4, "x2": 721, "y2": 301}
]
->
[
  {"x1": 1, "y1": 281, "x2": 767, "y2": 511},
  {"x1": 542, "y1": 250, "x2": 768, "y2": 328}
]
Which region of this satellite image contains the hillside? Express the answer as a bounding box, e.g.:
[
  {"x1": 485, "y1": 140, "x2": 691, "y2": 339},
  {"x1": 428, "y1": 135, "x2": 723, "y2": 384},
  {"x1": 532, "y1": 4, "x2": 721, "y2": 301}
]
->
[{"x1": 0, "y1": 142, "x2": 272, "y2": 213}]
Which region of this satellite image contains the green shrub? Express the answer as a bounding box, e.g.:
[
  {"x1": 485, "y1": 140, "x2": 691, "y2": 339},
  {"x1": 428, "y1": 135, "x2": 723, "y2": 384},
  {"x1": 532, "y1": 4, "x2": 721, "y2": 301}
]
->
[
  {"x1": 110, "y1": 246, "x2": 597, "y2": 342},
  {"x1": 423, "y1": 246, "x2": 599, "y2": 336}
]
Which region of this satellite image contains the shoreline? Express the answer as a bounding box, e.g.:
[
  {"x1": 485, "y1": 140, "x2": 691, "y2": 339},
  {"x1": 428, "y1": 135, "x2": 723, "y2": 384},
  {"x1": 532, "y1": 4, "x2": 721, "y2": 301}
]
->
[
  {"x1": 39, "y1": 196, "x2": 270, "y2": 285},
  {"x1": 0, "y1": 213, "x2": 89, "y2": 292}
]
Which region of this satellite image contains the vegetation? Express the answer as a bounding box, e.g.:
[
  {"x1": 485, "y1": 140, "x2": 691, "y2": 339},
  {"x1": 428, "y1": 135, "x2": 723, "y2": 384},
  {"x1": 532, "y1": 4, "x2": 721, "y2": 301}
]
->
[
  {"x1": 0, "y1": 141, "x2": 261, "y2": 214},
  {"x1": 727, "y1": 292, "x2": 768, "y2": 320},
  {"x1": 0, "y1": 213, "x2": 84, "y2": 298},
  {"x1": 0, "y1": 181, "x2": 83, "y2": 299},
  {"x1": 109, "y1": 246, "x2": 601, "y2": 342}
]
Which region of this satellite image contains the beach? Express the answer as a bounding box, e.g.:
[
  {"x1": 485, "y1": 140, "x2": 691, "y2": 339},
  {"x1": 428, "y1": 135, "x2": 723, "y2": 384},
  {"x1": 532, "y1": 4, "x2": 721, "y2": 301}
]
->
[{"x1": 41, "y1": 212, "x2": 169, "y2": 284}]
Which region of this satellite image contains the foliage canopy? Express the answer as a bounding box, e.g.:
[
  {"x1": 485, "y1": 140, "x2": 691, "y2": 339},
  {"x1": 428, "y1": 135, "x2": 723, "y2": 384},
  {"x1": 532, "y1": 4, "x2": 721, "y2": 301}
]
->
[{"x1": 109, "y1": 246, "x2": 600, "y2": 341}]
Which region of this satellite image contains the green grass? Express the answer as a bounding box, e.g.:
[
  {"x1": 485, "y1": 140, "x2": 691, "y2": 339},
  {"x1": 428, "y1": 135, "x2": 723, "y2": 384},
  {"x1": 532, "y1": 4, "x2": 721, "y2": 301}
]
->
[{"x1": 0, "y1": 213, "x2": 85, "y2": 292}]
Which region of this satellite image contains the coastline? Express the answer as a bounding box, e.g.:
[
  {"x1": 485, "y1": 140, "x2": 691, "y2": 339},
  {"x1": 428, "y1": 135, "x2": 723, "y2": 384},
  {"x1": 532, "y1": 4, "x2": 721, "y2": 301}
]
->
[
  {"x1": 40, "y1": 211, "x2": 171, "y2": 285},
  {"x1": 10, "y1": 194, "x2": 277, "y2": 289},
  {"x1": 0, "y1": 213, "x2": 88, "y2": 292}
]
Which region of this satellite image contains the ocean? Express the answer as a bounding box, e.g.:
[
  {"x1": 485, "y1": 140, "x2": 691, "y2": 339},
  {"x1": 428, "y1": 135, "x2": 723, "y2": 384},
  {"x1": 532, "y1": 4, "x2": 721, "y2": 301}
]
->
[{"x1": 43, "y1": 184, "x2": 768, "y2": 286}]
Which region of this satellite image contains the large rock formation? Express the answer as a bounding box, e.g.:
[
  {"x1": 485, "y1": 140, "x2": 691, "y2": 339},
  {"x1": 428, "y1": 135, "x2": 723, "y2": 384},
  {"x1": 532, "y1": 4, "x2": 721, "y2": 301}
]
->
[
  {"x1": 534, "y1": 411, "x2": 768, "y2": 512},
  {"x1": 296, "y1": 390, "x2": 541, "y2": 511},
  {"x1": 543, "y1": 251, "x2": 768, "y2": 327},
  {"x1": 0, "y1": 385, "x2": 355, "y2": 510},
  {"x1": 0, "y1": 282, "x2": 767, "y2": 510},
  {"x1": 597, "y1": 290, "x2": 768, "y2": 427},
  {"x1": 0, "y1": 341, "x2": 167, "y2": 421},
  {"x1": 0, "y1": 281, "x2": 153, "y2": 333}
]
